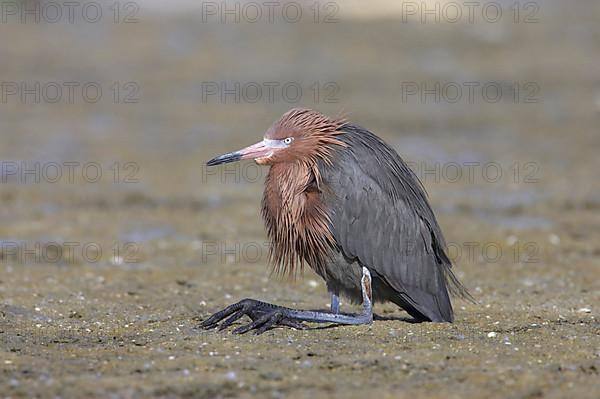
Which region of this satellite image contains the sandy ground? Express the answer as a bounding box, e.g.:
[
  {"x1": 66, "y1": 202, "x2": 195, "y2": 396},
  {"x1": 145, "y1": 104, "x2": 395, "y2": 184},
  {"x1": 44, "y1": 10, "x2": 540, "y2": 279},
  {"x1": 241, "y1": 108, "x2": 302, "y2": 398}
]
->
[{"x1": 0, "y1": 1, "x2": 599, "y2": 398}]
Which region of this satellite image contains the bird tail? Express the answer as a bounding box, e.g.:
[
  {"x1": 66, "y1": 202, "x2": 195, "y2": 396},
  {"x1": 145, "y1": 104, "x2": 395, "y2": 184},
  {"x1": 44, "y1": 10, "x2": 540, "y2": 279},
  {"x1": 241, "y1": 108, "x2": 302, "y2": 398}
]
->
[
  {"x1": 426, "y1": 219, "x2": 476, "y2": 304},
  {"x1": 437, "y1": 249, "x2": 476, "y2": 304}
]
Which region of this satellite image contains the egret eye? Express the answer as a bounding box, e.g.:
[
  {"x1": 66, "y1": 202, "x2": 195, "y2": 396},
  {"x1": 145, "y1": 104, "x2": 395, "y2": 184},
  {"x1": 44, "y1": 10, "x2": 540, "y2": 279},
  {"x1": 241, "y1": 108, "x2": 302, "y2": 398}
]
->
[{"x1": 283, "y1": 137, "x2": 294, "y2": 145}]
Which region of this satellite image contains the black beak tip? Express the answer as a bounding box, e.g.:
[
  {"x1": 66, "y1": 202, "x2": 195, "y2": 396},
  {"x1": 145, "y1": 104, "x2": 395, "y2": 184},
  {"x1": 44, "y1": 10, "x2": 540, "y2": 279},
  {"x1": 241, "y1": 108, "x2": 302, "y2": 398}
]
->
[{"x1": 206, "y1": 153, "x2": 241, "y2": 167}]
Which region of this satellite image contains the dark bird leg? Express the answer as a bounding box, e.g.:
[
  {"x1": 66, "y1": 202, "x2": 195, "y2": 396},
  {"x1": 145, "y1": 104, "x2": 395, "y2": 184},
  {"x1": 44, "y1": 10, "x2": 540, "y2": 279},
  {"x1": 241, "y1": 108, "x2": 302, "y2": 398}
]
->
[{"x1": 200, "y1": 267, "x2": 373, "y2": 334}]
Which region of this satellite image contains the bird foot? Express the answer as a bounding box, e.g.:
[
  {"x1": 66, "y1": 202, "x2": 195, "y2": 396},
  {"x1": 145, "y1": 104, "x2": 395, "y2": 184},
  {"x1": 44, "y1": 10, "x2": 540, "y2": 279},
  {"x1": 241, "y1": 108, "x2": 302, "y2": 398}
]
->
[
  {"x1": 199, "y1": 299, "x2": 306, "y2": 334},
  {"x1": 200, "y1": 267, "x2": 373, "y2": 334}
]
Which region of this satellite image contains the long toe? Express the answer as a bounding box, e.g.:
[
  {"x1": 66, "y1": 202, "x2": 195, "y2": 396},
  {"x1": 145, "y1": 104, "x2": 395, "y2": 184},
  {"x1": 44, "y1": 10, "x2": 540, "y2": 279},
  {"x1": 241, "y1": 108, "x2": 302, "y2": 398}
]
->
[
  {"x1": 254, "y1": 312, "x2": 286, "y2": 335},
  {"x1": 233, "y1": 311, "x2": 284, "y2": 335},
  {"x1": 217, "y1": 310, "x2": 248, "y2": 331},
  {"x1": 200, "y1": 302, "x2": 244, "y2": 329}
]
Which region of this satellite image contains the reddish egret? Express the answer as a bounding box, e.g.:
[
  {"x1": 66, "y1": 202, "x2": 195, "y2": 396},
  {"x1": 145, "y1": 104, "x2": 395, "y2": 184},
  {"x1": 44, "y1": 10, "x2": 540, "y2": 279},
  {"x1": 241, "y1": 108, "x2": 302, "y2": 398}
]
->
[{"x1": 202, "y1": 108, "x2": 471, "y2": 334}]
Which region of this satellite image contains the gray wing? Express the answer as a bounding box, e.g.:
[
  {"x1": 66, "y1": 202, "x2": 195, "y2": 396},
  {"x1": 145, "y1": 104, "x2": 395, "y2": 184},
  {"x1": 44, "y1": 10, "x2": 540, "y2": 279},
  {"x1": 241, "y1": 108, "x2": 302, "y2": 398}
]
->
[{"x1": 320, "y1": 125, "x2": 468, "y2": 321}]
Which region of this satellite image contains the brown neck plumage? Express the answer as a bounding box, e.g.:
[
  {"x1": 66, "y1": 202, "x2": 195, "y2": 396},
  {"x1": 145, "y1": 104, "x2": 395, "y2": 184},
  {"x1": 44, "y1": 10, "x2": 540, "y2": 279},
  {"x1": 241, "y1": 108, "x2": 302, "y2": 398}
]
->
[{"x1": 261, "y1": 109, "x2": 347, "y2": 277}]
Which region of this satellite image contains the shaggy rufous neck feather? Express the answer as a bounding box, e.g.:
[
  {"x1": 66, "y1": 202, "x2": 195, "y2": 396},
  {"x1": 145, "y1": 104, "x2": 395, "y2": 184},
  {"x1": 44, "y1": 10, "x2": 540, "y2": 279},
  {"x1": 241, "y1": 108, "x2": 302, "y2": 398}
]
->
[{"x1": 261, "y1": 109, "x2": 347, "y2": 277}]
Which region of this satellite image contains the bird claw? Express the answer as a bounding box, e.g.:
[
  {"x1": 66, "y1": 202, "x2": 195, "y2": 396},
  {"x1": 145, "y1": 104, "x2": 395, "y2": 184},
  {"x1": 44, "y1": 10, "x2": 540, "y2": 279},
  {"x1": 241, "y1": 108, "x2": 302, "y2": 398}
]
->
[{"x1": 200, "y1": 298, "x2": 307, "y2": 334}]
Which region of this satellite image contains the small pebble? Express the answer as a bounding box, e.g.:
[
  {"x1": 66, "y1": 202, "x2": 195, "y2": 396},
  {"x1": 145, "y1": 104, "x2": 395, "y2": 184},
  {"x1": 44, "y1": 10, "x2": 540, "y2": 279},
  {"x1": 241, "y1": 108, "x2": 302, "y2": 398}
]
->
[
  {"x1": 522, "y1": 279, "x2": 534, "y2": 287},
  {"x1": 225, "y1": 371, "x2": 237, "y2": 381},
  {"x1": 487, "y1": 332, "x2": 497, "y2": 338}
]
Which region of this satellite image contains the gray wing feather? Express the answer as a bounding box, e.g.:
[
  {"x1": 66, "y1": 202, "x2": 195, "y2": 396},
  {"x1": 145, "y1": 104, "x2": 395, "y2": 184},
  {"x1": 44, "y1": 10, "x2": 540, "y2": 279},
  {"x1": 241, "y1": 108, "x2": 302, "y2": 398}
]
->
[{"x1": 321, "y1": 124, "x2": 470, "y2": 321}]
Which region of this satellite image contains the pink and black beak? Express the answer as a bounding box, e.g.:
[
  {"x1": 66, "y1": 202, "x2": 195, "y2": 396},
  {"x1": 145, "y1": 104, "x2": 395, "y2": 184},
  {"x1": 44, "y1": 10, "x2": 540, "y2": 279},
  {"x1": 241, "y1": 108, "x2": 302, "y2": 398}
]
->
[{"x1": 207, "y1": 139, "x2": 283, "y2": 166}]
